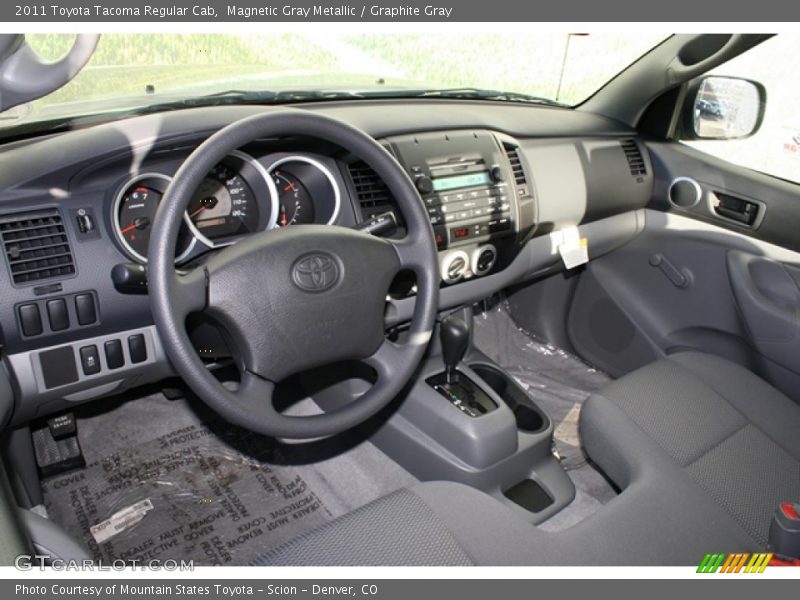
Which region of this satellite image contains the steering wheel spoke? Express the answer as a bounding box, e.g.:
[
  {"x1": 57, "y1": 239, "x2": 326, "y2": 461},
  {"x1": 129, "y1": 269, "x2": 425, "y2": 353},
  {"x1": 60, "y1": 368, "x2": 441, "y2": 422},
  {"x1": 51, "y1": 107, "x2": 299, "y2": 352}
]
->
[
  {"x1": 173, "y1": 267, "x2": 208, "y2": 318},
  {"x1": 364, "y1": 339, "x2": 406, "y2": 380},
  {"x1": 236, "y1": 370, "x2": 278, "y2": 416},
  {"x1": 390, "y1": 234, "x2": 434, "y2": 274}
]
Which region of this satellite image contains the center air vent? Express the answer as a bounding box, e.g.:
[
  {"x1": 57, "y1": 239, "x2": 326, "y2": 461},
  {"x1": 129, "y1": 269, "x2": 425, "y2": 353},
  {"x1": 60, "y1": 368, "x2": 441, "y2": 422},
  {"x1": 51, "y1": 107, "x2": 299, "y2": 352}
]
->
[
  {"x1": 1, "y1": 209, "x2": 75, "y2": 285},
  {"x1": 504, "y1": 145, "x2": 528, "y2": 187},
  {"x1": 620, "y1": 138, "x2": 647, "y2": 177},
  {"x1": 348, "y1": 162, "x2": 397, "y2": 220}
]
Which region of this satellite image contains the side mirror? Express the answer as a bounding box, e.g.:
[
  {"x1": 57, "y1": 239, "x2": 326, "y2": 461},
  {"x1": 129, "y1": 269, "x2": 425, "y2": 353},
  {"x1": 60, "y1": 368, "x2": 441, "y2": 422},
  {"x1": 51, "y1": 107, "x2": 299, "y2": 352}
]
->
[{"x1": 681, "y1": 76, "x2": 766, "y2": 140}]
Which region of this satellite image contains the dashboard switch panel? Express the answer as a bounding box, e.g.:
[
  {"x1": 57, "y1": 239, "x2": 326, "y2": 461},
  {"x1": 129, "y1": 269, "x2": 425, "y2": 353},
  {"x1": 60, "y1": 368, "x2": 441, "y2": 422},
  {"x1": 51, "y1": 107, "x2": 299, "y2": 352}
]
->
[{"x1": 15, "y1": 291, "x2": 98, "y2": 339}]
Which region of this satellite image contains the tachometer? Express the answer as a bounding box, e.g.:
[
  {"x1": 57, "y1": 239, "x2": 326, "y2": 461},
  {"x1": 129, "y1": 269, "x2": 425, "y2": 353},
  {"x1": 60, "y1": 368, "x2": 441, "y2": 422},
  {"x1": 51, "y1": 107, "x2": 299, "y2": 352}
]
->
[{"x1": 113, "y1": 173, "x2": 194, "y2": 263}]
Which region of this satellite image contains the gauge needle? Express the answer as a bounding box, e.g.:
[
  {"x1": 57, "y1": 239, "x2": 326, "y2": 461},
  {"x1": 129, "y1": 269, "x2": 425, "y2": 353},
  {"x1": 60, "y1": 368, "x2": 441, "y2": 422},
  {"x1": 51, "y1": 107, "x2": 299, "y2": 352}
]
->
[
  {"x1": 120, "y1": 216, "x2": 150, "y2": 234},
  {"x1": 280, "y1": 207, "x2": 288, "y2": 227},
  {"x1": 284, "y1": 183, "x2": 296, "y2": 192},
  {"x1": 189, "y1": 205, "x2": 207, "y2": 219}
]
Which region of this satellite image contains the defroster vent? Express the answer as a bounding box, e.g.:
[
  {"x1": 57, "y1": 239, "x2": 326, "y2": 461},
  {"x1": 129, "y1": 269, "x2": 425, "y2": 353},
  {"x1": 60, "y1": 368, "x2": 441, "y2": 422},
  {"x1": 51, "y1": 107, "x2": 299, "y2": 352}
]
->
[{"x1": 1, "y1": 209, "x2": 76, "y2": 285}]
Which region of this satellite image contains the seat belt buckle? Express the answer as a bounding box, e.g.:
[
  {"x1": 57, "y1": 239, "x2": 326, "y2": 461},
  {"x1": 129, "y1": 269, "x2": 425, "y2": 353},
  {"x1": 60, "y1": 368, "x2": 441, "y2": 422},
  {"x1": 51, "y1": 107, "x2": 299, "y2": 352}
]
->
[{"x1": 768, "y1": 502, "x2": 800, "y2": 560}]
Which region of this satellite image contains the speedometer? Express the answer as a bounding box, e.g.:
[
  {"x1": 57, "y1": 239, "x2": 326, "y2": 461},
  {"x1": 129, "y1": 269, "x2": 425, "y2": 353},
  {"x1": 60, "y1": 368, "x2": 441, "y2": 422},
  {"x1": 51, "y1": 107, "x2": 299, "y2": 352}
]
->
[{"x1": 186, "y1": 162, "x2": 260, "y2": 246}]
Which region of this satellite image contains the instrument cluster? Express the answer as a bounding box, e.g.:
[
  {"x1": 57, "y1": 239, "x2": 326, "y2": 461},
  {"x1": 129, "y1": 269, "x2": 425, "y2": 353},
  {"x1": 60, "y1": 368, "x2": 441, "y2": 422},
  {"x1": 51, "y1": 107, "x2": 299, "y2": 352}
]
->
[{"x1": 112, "y1": 151, "x2": 341, "y2": 264}]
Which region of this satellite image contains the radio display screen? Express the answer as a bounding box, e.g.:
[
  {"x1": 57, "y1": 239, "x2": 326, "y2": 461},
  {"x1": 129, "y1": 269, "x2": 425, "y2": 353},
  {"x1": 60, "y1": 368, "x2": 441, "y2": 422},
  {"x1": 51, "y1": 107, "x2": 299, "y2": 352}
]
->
[{"x1": 432, "y1": 171, "x2": 492, "y2": 192}]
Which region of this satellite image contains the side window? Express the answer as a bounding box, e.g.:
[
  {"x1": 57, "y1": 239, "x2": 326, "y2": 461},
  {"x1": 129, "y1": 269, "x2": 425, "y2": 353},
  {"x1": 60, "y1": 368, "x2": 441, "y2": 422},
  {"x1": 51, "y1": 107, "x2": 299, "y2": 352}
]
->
[{"x1": 683, "y1": 35, "x2": 799, "y2": 185}]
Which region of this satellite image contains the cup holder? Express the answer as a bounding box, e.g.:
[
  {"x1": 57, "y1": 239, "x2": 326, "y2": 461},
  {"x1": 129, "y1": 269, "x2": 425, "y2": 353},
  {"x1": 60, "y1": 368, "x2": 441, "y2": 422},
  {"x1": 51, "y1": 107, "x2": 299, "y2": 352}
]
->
[{"x1": 470, "y1": 363, "x2": 549, "y2": 433}]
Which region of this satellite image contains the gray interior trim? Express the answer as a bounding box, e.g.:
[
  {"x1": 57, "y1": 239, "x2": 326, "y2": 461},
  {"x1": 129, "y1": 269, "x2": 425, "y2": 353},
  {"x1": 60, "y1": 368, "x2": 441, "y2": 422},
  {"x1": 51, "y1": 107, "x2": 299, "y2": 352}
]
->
[
  {"x1": 0, "y1": 361, "x2": 14, "y2": 429},
  {"x1": 387, "y1": 210, "x2": 645, "y2": 325},
  {"x1": 644, "y1": 209, "x2": 800, "y2": 263},
  {"x1": 7, "y1": 325, "x2": 173, "y2": 424},
  {"x1": 20, "y1": 509, "x2": 91, "y2": 563},
  {"x1": 0, "y1": 460, "x2": 31, "y2": 566}
]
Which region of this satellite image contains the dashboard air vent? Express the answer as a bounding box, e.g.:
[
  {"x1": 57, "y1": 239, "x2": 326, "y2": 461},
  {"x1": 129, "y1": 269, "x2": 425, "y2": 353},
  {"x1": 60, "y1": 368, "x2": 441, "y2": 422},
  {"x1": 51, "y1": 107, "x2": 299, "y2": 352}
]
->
[
  {"x1": 1, "y1": 209, "x2": 75, "y2": 285},
  {"x1": 620, "y1": 138, "x2": 647, "y2": 177},
  {"x1": 348, "y1": 162, "x2": 396, "y2": 218},
  {"x1": 504, "y1": 145, "x2": 528, "y2": 187}
]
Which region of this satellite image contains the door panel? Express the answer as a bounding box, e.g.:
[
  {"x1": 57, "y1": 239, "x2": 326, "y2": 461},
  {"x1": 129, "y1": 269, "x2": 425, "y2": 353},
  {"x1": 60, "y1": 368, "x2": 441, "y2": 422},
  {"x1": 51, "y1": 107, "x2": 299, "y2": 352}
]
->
[
  {"x1": 727, "y1": 250, "x2": 800, "y2": 372},
  {"x1": 567, "y1": 141, "x2": 800, "y2": 402}
]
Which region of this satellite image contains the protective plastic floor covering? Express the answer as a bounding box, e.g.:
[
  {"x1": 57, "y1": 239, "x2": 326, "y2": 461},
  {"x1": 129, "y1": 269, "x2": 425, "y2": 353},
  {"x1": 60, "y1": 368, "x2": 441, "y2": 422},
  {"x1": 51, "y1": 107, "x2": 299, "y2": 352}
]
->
[
  {"x1": 473, "y1": 301, "x2": 619, "y2": 530},
  {"x1": 40, "y1": 392, "x2": 417, "y2": 565}
]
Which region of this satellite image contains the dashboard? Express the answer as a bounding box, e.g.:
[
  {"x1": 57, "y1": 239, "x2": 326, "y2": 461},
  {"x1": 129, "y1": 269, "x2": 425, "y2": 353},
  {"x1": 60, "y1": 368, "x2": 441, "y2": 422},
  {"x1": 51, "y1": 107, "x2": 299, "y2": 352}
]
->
[{"x1": 0, "y1": 100, "x2": 654, "y2": 426}]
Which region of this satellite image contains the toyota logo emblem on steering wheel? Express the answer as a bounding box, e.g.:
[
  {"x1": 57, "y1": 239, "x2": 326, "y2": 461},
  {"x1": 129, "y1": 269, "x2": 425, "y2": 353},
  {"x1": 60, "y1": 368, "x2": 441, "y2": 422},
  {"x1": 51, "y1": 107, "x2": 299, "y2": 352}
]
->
[{"x1": 292, "y1": 253, "x2": 340, "y2": 292}]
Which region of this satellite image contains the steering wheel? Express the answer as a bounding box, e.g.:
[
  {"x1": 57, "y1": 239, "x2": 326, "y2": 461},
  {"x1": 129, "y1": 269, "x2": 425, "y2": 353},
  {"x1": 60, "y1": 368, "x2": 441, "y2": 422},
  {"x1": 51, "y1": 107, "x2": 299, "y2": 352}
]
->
[{"x1": 148, "y1": 111, "x2": 439, "y2": 439}]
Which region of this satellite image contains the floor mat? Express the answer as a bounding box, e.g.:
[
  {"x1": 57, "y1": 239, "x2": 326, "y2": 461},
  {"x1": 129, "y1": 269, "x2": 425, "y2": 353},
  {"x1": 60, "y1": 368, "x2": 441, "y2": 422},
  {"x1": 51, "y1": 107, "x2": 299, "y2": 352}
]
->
[
  {"x1": 40, "y1": 392, "x2": 417, "y2": 565},
  {"x1": 472, "y1": 299, "x2": 618, "y2": 529}
]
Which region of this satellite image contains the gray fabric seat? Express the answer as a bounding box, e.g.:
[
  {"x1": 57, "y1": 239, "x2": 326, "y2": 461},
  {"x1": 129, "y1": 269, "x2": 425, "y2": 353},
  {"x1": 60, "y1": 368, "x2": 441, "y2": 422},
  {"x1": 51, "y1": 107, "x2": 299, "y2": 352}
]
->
[
  {"x1": 256, "y1": 352, "x2": 800, "y2": 565},
  {"x1": 581, "y1": 351, "x2": 800, "y2": 548}
]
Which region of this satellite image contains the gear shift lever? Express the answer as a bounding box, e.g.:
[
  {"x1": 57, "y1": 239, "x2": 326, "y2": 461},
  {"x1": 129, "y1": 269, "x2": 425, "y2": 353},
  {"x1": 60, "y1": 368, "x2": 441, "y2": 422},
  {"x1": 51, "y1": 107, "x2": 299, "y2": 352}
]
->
[
  {"x1": 428, "y1": 313, "x2": 495, "y2": 417},
  {"x1": 440, "y1": 314, "x2": 470, "y2": 384}
]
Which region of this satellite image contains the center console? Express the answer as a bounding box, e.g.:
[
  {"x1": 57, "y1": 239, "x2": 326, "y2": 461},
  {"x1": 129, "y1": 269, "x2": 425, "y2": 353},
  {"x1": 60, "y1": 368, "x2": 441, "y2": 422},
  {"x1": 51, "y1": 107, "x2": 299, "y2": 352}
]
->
[{"x1": 310, "y1": 306, "x2": 575, "y2": 525}]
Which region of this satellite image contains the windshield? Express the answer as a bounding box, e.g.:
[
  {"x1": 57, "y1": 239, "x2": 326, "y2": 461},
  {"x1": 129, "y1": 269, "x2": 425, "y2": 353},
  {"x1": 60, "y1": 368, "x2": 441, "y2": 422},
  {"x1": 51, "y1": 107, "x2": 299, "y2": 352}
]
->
[{"x1": 4, "y1": 33, "x2": 669, "y2": 130}]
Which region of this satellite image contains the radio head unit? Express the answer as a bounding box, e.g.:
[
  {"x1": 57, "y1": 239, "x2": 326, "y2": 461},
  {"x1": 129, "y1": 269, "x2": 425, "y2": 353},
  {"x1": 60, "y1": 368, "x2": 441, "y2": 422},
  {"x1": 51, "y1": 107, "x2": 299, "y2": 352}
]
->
[{"x1": 385, "y1": 130, "x2": 527, "y2": 284}]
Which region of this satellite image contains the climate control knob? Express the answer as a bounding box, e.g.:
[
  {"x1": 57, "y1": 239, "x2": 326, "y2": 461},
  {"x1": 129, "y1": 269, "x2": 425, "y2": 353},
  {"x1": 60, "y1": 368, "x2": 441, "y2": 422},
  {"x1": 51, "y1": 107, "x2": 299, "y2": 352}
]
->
[
  {"x1": 471, "y1": 244, "x2": 497, "y2": 276},
  {"x1": 440, "y1": 250, "x2": 470, "y2": 284}
]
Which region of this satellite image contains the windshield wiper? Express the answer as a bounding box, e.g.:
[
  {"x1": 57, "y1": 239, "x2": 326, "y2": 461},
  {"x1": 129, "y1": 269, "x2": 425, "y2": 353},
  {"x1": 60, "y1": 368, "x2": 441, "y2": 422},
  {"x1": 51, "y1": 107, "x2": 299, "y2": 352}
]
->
[{"x1": 415, "y1": 87, "x2": 564, "y2": 106}]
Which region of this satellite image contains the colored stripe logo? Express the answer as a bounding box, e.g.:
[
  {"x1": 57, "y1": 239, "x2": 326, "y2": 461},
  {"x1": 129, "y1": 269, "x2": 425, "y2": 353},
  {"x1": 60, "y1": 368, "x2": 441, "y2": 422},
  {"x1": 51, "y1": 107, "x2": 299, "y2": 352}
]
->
[{"x1": 697, "y1": 552, "x2": 773, "y2": 573}]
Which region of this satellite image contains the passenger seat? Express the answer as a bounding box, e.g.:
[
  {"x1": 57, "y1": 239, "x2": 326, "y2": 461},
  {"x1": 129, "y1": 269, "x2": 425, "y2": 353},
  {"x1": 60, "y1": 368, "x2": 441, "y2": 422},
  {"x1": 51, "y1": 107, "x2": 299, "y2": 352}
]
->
[
  {"x1": 581, "y1": 351, "x2": 800, "y2": 549},
  {"x1": 256, "y1": 351, "x2": 800, "y2": 565}
]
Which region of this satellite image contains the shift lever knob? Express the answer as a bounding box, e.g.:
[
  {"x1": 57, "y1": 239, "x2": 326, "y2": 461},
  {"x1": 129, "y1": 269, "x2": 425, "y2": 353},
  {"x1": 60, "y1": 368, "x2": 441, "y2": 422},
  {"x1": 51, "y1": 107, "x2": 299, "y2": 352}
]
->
[{"x1": 440, "y1": 314, "x2": 470, "y2": 383}]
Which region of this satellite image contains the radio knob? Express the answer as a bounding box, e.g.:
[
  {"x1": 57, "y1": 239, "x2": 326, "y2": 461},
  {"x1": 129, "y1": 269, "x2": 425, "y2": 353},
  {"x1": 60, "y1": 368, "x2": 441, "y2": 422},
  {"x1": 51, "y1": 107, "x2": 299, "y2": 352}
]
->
[
  {"x1": 490, "y1": 164, "x2": 505, "y2": 183},
  {"x1": 415, "y1": 174, "x2": 433, "y2": 194}
]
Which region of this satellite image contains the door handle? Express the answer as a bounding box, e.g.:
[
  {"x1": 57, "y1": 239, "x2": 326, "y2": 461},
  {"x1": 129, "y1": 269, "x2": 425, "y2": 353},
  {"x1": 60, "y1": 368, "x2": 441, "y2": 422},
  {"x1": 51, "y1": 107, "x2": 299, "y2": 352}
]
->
[{"x1": 712, "y1": 192, "x2": 762, "y2": 226}]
